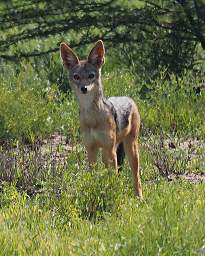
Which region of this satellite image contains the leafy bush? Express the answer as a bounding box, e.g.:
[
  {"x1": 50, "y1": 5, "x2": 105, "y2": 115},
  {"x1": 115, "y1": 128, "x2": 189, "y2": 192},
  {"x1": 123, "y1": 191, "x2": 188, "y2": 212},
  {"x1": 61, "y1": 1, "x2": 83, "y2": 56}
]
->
[
  {"x1": 139, "y1": 73, "x2": 205, "y2": 136},
  {"x1": 0, "y1": 62, "x2": 74, "y2": 142},
  {"x1": 71, "y1": 166, "x2": 124, "y2": 220},
  {"x1": 0, "y1": 183, "x2": 22, "y2": 208},
  {"x1": 104, "y1": 69, "x2": 205, "y2": 136}
]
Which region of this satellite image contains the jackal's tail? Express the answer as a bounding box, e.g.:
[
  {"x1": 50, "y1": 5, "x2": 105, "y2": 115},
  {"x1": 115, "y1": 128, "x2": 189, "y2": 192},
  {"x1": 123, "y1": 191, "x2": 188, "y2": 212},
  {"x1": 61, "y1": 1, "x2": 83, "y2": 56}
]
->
[{"x1": 116, "y1": 143, "x2": 125, "y2": 171}]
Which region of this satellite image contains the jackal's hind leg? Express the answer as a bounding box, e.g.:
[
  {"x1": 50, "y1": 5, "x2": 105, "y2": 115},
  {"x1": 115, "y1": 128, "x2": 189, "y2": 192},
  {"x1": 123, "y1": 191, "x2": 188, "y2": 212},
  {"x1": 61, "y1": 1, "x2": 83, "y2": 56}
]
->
[{"x1": 123, "y1": 135, "x2": 143, "y2": 198}]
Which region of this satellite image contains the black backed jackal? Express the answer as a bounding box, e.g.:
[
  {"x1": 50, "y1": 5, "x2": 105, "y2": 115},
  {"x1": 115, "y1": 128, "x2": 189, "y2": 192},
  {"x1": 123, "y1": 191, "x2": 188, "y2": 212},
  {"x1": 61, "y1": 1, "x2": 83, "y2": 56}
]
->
[{"x1": 60, "y1": 40, "x2": 142, "y2": 198}]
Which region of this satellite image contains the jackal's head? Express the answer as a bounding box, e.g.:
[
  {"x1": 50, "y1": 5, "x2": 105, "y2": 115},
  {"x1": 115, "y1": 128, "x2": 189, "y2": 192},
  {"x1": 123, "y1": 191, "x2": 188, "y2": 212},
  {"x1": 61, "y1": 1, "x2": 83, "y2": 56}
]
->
[{"x1": 60, "y1": 40, "x2": 105, "y2": 96}]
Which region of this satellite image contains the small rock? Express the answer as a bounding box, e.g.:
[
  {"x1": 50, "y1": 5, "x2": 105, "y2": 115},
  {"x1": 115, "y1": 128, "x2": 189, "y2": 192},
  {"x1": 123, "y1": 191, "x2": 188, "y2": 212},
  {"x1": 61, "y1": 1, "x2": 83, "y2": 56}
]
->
[{"x1": 197, "y1": 245, "x2": 205, "y2": 253}]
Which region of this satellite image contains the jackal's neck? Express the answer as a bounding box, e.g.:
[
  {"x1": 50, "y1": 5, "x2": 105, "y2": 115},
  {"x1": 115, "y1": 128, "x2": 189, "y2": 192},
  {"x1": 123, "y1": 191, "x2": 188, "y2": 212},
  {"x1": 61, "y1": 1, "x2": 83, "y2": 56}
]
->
[{"x1": 78, "y1": 79, "x2": 105, "y2": 112}]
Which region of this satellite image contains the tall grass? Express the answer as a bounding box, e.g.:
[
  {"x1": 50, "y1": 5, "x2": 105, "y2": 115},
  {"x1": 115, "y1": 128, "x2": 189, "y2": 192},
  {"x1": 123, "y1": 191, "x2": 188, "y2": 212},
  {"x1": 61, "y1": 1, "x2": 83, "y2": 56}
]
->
[{"x1": 0, "y1": 177, "x2": 205, "y2": 255}]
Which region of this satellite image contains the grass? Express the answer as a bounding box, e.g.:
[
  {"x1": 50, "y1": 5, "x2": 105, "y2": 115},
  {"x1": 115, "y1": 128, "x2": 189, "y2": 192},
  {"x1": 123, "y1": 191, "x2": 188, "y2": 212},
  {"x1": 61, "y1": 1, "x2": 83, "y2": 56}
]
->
[
  {"x1": 0, "y1": 138, "x2": 204, "y2": 255},
  {"x1": 0, "y1": 176, "x2": 205, "y2": 255},
  {"x1": 0, "y1": 50, "x2": 204, "y2": 254}
]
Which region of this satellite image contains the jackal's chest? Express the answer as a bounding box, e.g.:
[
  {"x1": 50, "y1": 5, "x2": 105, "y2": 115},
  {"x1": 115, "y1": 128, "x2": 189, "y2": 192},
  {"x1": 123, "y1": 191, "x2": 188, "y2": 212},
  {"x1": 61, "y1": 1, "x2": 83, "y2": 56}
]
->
[
  {"x1": 82, "y1": 127, "x2": 111, "y2": 147},
  {"x1": 79, "y1": 106, "x2": 116, "y2": 147}
]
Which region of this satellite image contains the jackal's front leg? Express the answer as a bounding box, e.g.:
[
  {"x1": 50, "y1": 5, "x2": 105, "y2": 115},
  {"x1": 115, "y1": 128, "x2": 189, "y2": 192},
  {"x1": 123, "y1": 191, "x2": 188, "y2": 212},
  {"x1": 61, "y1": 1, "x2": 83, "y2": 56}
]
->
[
  {"x1": 102, "y1": 147, "x2": 118, "y2": 175},
  {"x1": 86, "y1": 145, "x2": 98, "y2": 166}
]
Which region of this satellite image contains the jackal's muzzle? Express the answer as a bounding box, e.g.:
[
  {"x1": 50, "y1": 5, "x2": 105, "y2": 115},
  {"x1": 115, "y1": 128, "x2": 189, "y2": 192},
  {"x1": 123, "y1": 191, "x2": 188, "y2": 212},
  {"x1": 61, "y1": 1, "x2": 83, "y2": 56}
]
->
[{"x1": 81, "y1": 86, "x2": 87, "y2": 94}]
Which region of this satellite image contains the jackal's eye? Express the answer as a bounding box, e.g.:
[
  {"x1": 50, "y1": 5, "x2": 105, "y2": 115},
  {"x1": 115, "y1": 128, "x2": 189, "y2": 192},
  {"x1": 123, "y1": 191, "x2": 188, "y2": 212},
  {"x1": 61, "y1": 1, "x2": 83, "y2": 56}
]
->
[
  {"x1": 73, "y1": 74, "x2": 80, "y2": 81},
  {"x1": 88, "y1": 73, "x2": 95, "y2": 79}
]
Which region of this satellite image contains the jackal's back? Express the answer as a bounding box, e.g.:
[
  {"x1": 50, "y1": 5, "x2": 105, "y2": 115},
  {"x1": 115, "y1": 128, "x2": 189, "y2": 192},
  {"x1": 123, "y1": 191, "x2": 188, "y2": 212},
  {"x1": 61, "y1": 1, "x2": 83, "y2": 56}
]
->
[{"x1": 107, "y1": 96, "x2": 140, "y2": 134}]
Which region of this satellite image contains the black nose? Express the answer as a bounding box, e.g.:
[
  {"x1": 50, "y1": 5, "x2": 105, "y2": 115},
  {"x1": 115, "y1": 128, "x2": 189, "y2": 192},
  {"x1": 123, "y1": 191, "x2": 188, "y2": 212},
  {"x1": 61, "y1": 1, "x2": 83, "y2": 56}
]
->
[{"x1": 81, "y1": 86, "x2": 87, "y2": 94}]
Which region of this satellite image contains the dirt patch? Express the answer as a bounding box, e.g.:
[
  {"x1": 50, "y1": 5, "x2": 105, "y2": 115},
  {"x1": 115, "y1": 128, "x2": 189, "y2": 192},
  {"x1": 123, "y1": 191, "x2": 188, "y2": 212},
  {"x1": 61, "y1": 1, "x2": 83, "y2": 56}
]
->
[
  {"x1": 41, "y1": 132, "x2": 74, "y2": 162},
  {"x1": 43, "y1": 134, "x2": 205, "y2": 183},
  {"x1": 143, "y1": 134, "x2": 205, "y2": 182},
  {"x1": 172, "y1": 172, "x2": 205, "y2": 183},
  {"x1": 1, "y1": 133, "x2": 204, "y2": 185}
]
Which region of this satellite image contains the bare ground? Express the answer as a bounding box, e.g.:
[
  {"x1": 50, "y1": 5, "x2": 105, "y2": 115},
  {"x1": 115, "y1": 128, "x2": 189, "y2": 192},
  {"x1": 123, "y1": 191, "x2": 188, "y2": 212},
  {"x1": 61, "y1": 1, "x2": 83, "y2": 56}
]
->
[
  {"x1": 0, "y1": 133, "x2": 204, "y2": 185},
  {"x1": 43, "y1": 133, "x2": 205, "y2": 184}
]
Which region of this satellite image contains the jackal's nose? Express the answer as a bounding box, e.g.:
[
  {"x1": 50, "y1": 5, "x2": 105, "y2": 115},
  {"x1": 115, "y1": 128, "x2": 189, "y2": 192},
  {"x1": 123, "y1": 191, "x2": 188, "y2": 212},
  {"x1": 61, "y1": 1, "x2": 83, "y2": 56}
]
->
[{"x1": 81, "y1": 86, "x2": 87, "y2": 94}]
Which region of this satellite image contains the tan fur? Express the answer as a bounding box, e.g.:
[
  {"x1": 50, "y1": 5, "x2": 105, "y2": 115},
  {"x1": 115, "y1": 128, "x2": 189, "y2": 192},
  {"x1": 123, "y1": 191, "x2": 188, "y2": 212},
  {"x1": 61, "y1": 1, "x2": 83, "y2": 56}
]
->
[{"x1": 60, "y1": 40, "x2": 142, "y2": 198}]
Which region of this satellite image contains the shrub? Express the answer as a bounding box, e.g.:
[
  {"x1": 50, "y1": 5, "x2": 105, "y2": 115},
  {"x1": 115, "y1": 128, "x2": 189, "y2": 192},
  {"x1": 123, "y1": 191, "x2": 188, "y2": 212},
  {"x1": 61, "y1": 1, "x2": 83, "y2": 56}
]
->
[
  {"x1": 71, "y1": 166, "x2": 124, "y2": 221},
  {"x1": 0, "y1": 62, "x2": 74, "y2": 142}
]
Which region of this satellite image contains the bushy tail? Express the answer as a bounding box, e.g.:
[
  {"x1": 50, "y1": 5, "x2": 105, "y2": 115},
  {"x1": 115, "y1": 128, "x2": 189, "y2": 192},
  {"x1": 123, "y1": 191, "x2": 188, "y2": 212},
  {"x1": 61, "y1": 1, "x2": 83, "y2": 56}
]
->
[{"x1": 116, "y1": 143, "x2": 125, "y2": 171}]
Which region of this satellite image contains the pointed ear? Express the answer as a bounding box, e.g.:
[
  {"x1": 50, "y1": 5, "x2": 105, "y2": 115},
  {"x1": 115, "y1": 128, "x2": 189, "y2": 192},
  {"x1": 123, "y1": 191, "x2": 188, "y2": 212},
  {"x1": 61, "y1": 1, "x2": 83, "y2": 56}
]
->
[
  {"x1": 60, "y1": 42, "x2": 79, "y2": 69},
  {"x1": 88, "y1": 40, "x2": 105, "y2": 68}
]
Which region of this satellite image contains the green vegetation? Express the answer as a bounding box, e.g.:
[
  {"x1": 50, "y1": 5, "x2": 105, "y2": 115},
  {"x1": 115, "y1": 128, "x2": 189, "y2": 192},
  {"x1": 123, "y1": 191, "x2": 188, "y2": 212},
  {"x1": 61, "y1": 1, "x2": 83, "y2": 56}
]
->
[
  {"x1": 0, "y1": 61, "x2": 204, "y2": 254},
  {"x1": 0, "y1": 1, "x2": 205, "y2": 255},
  {"x1": 0, "y1": 169, "x2": 205, "y2": 255}
]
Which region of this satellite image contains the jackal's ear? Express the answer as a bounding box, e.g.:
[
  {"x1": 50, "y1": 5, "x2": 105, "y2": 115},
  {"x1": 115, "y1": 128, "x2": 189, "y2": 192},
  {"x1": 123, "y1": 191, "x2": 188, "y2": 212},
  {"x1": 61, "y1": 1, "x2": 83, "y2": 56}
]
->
[
  {"x1": 60, "y1": 43, "x2": 79, "y2": 69},
  {"x1": 88, "y1": 40, "x2": 105, "y2": 68}
]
